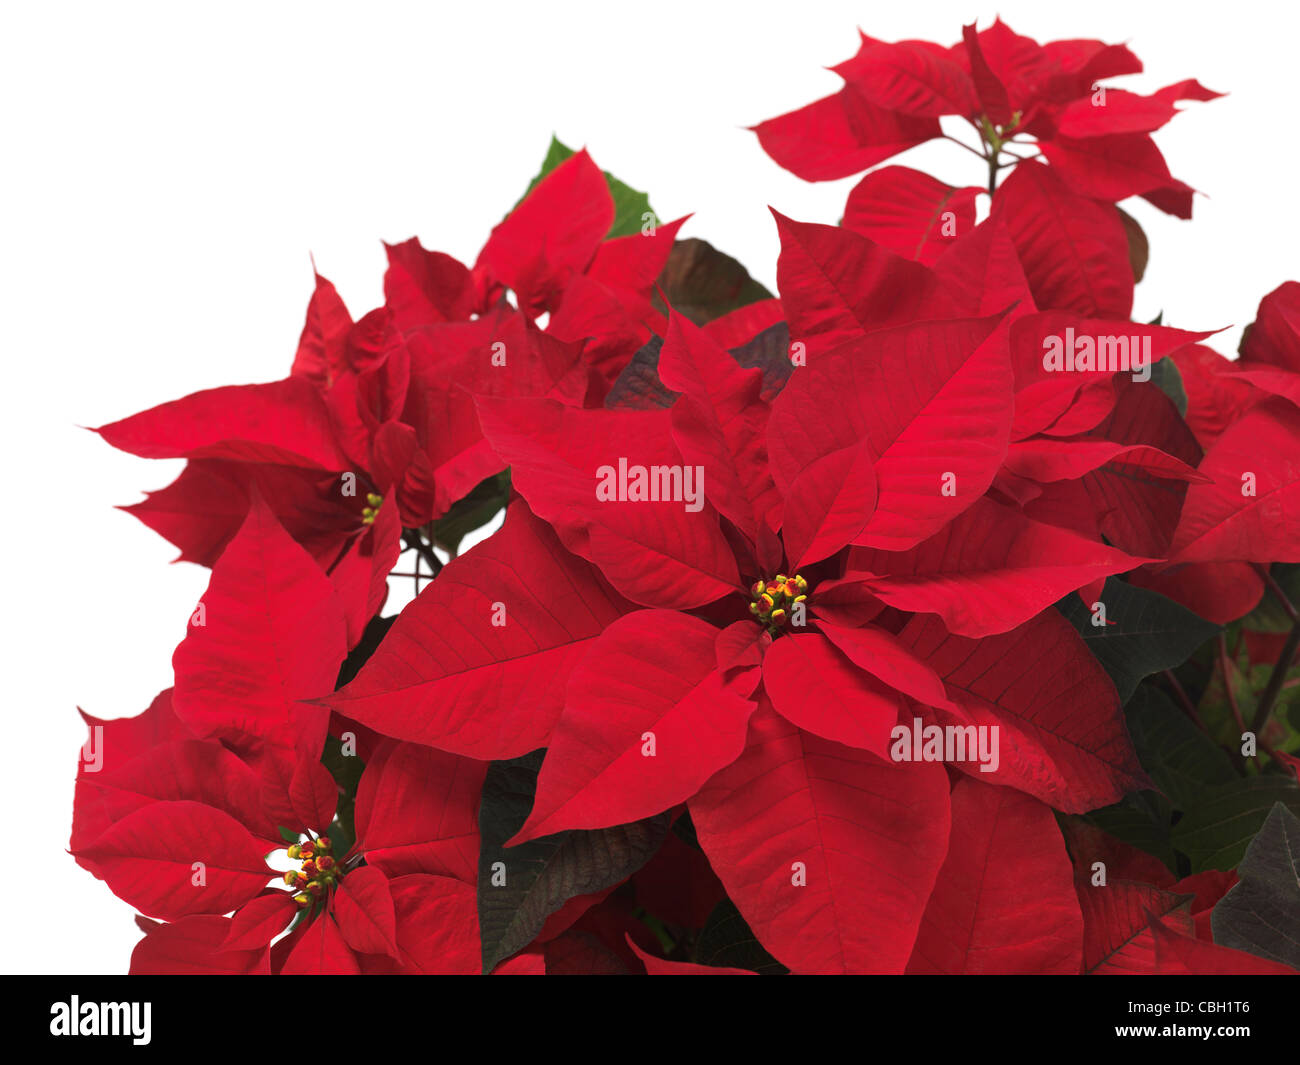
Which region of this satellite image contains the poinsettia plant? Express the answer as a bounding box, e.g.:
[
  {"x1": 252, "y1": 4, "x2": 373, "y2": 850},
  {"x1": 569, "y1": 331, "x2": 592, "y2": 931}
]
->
[{"x1": 72, "y1": 18, "x2": 1300, "y2": 976}]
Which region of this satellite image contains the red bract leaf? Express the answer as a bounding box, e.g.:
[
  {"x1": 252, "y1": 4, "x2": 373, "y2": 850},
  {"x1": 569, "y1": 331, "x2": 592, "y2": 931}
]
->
[
  {"x1": 382, "y1": 237, "x2": 475, "y2": 330},
  {"x1": 119, "y1": 459, "x2": 352, "y2": 569},
  {"x1": 993, "y1": 161, "x2": 1132, "y2": 319},
  {"x1": 963, "y1": 18, "x2": 1055, "y2": 110},
  {"x1": 326, "y1": 497, "x2": 401, "y2": 648},
  {"x1": 131, "y1": 915, "x2": 271, "y2": 975},
  {"x1": 291, "y1": 272, "x2": 352, "y2": 387},
  {"x1": 657, "y1": 312, "x2": 781, "y2": 542},
  {"x1": 289, "y1": 758, "x2": 338, "y2": 834},
  {"x1": 353, "y1": 741, "x2": 485, "y2": 883},
  {"x1": 836, "y1": 35, "x2": 978, "y2": 118},
  {"x1": 1075, "y1": 879, "x2": 1194, "y2": 974},
  {"x1": 773, "y1": 213, "x2": 954, "y2": 356},
  {"x1": 1055, "y1": 83, "x2": 1222, "y2": 139},
  {"x1": 1168, "y1": 398, "x2": 1300, "y2": 564},
  {"x1": 932, "y1": 216, "x2": 1037, "y2": 318},
  {"x1": 1150, "y1": 913, "x2": 1298, "y2": 975},
  {"x1": 171, "y1": 496, "x2": 344, "y2": 765},
  {"x1": 476, "y1": 149, "x2": 613, "y2": 306},
  {"x1": 1007, "y1": 313, "x2": 1215, "y2": 439},
  {"x1": 96, "y1": 377, "x2": 350, "y2": 471},
  {"x1": 1128, "y1": 561, "x2": 1264, "y2": 625},
  {"x1": 281, "y1": 913, "x2": 361, "y2": 975},
  {"x1": 74, "y1": 739, "x2": 279, "y2": 864},
  {"x1": 908, "y1": 779, "x2": 1083, "y2": 974},
  {"x1": 960, "y1": 23, "x2": 1012, "y2": 126},
  {"x1": 845, "y1": 496, "x2": 1146, "y2": 637},
  {"x1": 510, "y1": 610, "x2": 757, "y2": 842},
  {"x1": 74, "y1": 800, "x2": 274, "y2": 920},
  {"x1": 476, "y1": 397, "x2": 739, "y2": 608},
  {"x1": 323, "y1": 502, "x2": 630, "y2": 760},
  {"x1": 222, "y1": 892, "x2": 299, "y2": 952},
  {"x1": 752, "y1": 84, "x2": 940, "y2": 182},
  {"x1": 406, "y1": 311, "x2": 588, "y2": 517},
  {"x1": 1040, "y1": 134, "x2": 1183, "y2": 206},
  {"x1": 625, "y1": 935, "x2": 756, "y2": 975},
  {"x1": 899, "y1": 610, "x2": 1149, "y2": 811},
  {"x1": 1241, "y1": 280, "x2": 1300, "y2": 372},
  {"x1": 385, "y1": 874, "x2": 480, "y2": 974},
  {"x1": 690, "y1": 705, "x2": 950, "y2": 974},
  {"x1": 815, "y1": 620, "x2": 954, "y2": 708},
  {"x1": 1062, "y1": 819, "x2": 1176, "y2": 890},
  {"x1": 775, "y1": 438, "x2": 876, "y2": 568},
  {"x1": 842, "y1": 166, "x2": 982, "y2": 264},
  {"x1": 762, "y1": 631, "x2": 902, "y2": 757},
  {"x1": 333, "y1": 865, "x2": 400, "y2": 959},
  {"x1": 769, "y1": 313, "x2": 1012, "y2": 554}
]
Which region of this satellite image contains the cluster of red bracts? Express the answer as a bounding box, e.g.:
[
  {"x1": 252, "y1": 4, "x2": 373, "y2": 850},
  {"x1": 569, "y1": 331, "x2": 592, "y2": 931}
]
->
[{"x1": 72, "y1": 20, "x2": 1300, "y2": 974}]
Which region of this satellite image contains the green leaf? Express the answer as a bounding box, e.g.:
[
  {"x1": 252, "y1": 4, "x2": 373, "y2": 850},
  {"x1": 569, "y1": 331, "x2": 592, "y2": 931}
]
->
[
  {"x1": 1241, "y1": 564, "x2": 1300, "y2": 634},
  {"x1": 694, "y1": 898, "x2": 787, "y2": 975},
  {"x1": 1086, "y1": 790, "x2": 1178, "y2": 870},
  {"x1": 1210, "y1": 802, "x2": 1300, "y2": 969},
  {"x1": 1126, "y1": 685, "x2": 1236, "y2": 810},
  {"x1": 335, "y1": 614, "x2": 397, "y2": 690},
  {"x1": 477, "y1": 750, "x2": 670, "y2": 973},
  {"x1": 1149, "y1": 357, "x2": 1188, "y2": 416},
  {"x1": 653, "y1": 238, "x2": 772, "y2": 325},
  {"x1": 517, "y1": 135, "x2": 657, "y2": 239},
  {"x1": 428, "y1": 470, "x2": 511, "y2": 557},
  {"x1": 1170, "y1": 775, "x2": 1300, "y2": 872},
  {"x1": 1057, "y1": 578, "x2": 1219, "y2": 703}
]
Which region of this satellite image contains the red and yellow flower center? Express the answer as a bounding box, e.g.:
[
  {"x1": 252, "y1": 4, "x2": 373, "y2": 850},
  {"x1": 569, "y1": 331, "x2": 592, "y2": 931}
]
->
[
  {"x1": 749, "y1": 573, "x2": 808, "y2": 634},
  {"x1": 283, "y1": 835, "x2": 339, "y2": 906},
  {"x1": 361, "y1": 492, "x2": 383, "y2": 525}
]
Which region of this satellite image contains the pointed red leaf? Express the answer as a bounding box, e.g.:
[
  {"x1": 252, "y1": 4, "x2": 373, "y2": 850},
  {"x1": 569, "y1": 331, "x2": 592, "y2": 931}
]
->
[
  {"x1": 324, "y1": 502, "x2": 631, "y2": 760},
  {"x1": 844, "y1": 495, "x2": 1148, "y2": 637},
  {"x1": 993, "y1": 162, "x2": 1132, "y2": 319},
  {"x1": 690, "y1": 705, "x2": 950, "y2": 974},
  {"x1": 96, "y1": 377, "x2": 350, "y2": 471},
  {"x1": 762, "y1": 631, "x2": 901, "y2": 757},
  {"x1": 281, "y1": 913, "x2": 361, "y2": 975},
  {"x1": 1169, "y1": 398, "x2": 1300, "y2": 564},
  {"x1": 171, "y1": 495, "x2": 344, "y2": 764},
  {"x1": 353, "y1": 740, "x2": 485, "y2": 883},
  {"x1": 289, "y1": 758, "x2": 338, "y2": 834},
  {"x1": 74, "y1": 800, "x2": 275, "y2": 920},
  {"x1": 333, "y1": 865, "x2": 400, "y2": 959},
  {"x1": 1076, "y1": 879, "x2": 1194, "y2": 974},
  {"x1": 625, "y1": 935, "x2": 756, "y2": 975},
  {"x1": 223, "y1": 892, "x2": 299, "y2": 952},
  {"x1": 843, "y1": 166, "x2": 982, "y2": 264},
  {"x1": 476, "y1": 397, "x2": 739, "y2": 608},
  {"x1": 511, "y1": 610, "x2": 757, "y2": 842},
  {"x1": 131, "y1": 915, "x2": 271, "y2": 975},
  {"x1": 769, "y1": 313, "x2": 1012, "y2": 553},
  {"x1": 898, "y1": 610, "x2": 1149, "y2": 811},
  {"x1": 753, "y1": 85, "x2": 939, "y2": 182},
  {"x1": 908, "y1": 778, "x2": 1084, "y2": 974},
  {"x1": 657, "y1": 312, "x2": 781, "y2": 540}
]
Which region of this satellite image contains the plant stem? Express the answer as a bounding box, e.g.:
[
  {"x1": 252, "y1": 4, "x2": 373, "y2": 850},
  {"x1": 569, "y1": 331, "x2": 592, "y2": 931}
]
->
[
  {"x1": 1218, "y1": 633, "x2": 1257, "y2": 769},
  {"x1": 1251, "y1": 618, "x2": 1300, "y2": 735},
  {"x1": 401, "y1": 529, "x2": 443, "y2": 578},
  {"x1": 1162, "y1": 668, "x2": 1205, "y2": 731},
  {"x1": 1254, "y1": 563, "x2": 1298, "y2": 621}
]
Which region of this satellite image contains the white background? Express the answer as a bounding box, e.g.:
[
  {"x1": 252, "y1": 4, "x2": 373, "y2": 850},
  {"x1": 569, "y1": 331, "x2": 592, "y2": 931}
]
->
[{"x1": 2, "y1": 0, "x2": 1296, "y2": 973}]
